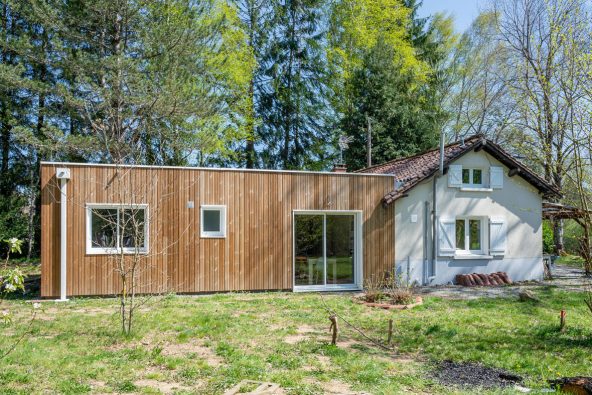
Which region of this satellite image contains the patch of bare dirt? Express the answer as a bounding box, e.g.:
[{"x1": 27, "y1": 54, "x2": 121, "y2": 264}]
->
[
  {"x1": 159, "y1": 339, "x2": 223, "y2": 367},
  {"x1": 338, "y1": 338, "x2": 364, "y2": 349},
  {"x1": 283, "y1": 325, "x2": 319, "y2": 344},
  {"x1": 135, "y1": 378, "x2": 199, "y2": 394},
  {"x1": 302, "y1": 354, "x2": 331, "y2": 372},
  {"x1": 88, "y1": 380, "x2": 110, "y2": 395},
  {"x1": 70, "y1": 307, "x2": 113, "y2": 316},
  {"x1": 106, "y1": 332, "x2": 223, "y2": 368},
  {"x1": 304, "y1": 378, "x2": 370, "y2": 395}
]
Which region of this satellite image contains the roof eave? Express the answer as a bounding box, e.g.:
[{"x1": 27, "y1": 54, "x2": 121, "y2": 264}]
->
[{"x1": 380, "y1": 138, "x2": 561, "y2": 205}]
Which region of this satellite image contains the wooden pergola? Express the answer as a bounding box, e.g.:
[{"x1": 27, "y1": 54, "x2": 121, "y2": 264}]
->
[{"x1": 542, "y1": 202, "x2": 592, "y2": 226}]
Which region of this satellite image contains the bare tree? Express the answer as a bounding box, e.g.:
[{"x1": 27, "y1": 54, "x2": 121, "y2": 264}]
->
[
  {"x1": 445, "y1": 11, "x2": 517, "y2": 145},
  {"x1": 491, "y1": 0, "x2": 592, "y2": 253}
]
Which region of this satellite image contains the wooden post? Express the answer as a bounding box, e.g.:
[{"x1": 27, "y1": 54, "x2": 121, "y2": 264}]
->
[
  {"x1": 559, "y1": 309, "x2": 566, "y2": 332},
  {"x1": 387, "y1": 319, "x2": 393, "y2": 345},
  {"x1": 329, "y1": 315, "x2": 338, "y2": 345}
]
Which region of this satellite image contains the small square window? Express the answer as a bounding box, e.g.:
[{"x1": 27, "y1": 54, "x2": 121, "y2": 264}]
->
[
  {"x1": 461, "y1": 168, "x2": 483, "y2": 187},
  {"x1": 200, "y1": 205, "x2": 226, "y2": 238}
]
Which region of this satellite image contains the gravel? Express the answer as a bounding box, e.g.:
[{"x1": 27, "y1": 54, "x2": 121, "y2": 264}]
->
[{"x1": 433, "y1": 360, "x2": 523, "y2": 389}]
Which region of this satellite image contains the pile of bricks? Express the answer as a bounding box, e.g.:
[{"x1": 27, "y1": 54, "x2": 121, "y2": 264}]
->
[{"x1": 455, "y1": 272, "x2": 512, "y2": 286}]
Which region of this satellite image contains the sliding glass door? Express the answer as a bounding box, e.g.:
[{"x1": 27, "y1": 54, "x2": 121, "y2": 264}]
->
[
  {"x1": 294, "y1": 211, "x2": 360, "y2": 290},
  {"x1": 294, "y1": 215, "x2": 324, "y2": 286}
]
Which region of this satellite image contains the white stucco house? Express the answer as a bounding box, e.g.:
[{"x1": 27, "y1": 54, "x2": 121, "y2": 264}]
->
[{"x1": 359, "y1": 134, "x2": 560, "y2": 286}]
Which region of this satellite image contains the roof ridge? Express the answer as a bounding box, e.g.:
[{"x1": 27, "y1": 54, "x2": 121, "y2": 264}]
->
[{"x1": 356, "y1": 134, "x2": 483, "y2": 173}]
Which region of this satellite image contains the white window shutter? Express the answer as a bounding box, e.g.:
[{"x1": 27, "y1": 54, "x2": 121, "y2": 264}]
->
[
  {"x1": 489, "y1": 217, "x2": 507, "y2": 255},
  {"x1": 490, "y1": 166, "x2": 504, "y2": 188},
  {"x1": 448, "y1": 165, "x2": 462, "y2": 187},
  {"x1": 438, "y1": 218, "x2": 456, "y2": 256}
]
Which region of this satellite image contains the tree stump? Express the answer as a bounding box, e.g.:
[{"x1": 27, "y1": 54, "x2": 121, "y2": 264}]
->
[{"x1": 329, "y1": 315, "x2": 338, "y2": 345}]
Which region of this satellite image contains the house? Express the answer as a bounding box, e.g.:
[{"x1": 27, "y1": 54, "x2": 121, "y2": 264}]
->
[
  {"x1": 40, "y1": 134, "x2": 559, "y2": 299},
  {"x1": 358, "y1": 134, "x2": 560, "y2": 285}
]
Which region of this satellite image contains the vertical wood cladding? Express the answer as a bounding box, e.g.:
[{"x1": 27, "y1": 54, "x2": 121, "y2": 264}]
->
[{"x1": 41, "y1": 164, "x2": 395, "y2": 297}]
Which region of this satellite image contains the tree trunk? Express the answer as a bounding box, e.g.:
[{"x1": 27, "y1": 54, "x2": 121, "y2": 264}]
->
[
  {"x1": 0, "y1": 121, "x2": 10, "y2": 197},
  {"x1": 553, "y1": 219, "x2": 564, "y2": 255},
  {"x1": 246, "y1": 79, "x2": 255, "y2": 168}
]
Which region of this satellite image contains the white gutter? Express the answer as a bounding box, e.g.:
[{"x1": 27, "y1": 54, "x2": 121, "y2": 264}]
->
[{"x1": 56, "y1": 168, "x2": 70, "y2": 301}]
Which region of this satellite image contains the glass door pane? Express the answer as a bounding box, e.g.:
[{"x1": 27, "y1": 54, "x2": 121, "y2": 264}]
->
[
  {"x1": 326, "y1": 215, "x2": 355, "y2": 285},
  {"x1": 294, "y1": 215, "x2": 325, "y2": 286}
]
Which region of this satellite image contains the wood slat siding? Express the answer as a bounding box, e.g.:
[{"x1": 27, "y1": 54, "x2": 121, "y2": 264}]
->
[{"x1": 40, "y1": 164, "x2": 395, "y2": 297}]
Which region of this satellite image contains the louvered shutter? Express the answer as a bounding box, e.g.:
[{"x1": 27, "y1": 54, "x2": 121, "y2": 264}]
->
[
  {"x1": 489, "y1": 217, "x2": 507, "y2": 255},
  {"x1": 448, "y1": 165, "x2": 462, "y2": 187},
  {"x1": 438, "y1": 218, "x2": 456, "y2": 256}
]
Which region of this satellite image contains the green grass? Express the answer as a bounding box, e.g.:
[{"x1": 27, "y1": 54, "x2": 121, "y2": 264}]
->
[
  {"x1": 0, "y1": 288, "x2": 591, "y2": 394},
  {"x1": 555, "y1": 255, "x2": 585, "y2": 268}
]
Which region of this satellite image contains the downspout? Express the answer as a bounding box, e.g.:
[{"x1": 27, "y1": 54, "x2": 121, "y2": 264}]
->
[
  {"x1": 56, "y1": 168, "x2": 70, "y2": 301},
  {"x1": 423, "y1": 201, "x2": 429, "y2": 285},
  {"x1": 430, "y1": 133, "x2": 445, "y2": 283}
]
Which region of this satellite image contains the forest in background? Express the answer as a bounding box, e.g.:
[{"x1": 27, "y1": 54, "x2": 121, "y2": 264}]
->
[{"x1": 1, "y1": 0, "x2": 592, "y2": 261}]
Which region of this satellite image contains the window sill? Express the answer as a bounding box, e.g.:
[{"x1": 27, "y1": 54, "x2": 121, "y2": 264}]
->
[
  {"x1": 200, "y1": 234, "x2": 227, "y2": 239},
  {"x1": 86, "y1": 249, "x2": 149, "y2": 256},
  {"x1": 453, "y1": 254, "x2": 493, "y2": 260},
  {"x1": 459, "y1": 187, "x2": 493, "y2": 192}
]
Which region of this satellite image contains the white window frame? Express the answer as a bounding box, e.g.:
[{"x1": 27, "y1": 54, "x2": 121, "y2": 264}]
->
[
  {"x1": 455, "y1": 216, "x2": 486, "y2": 256},
  {"x1": 200, "y1": 205, "x2": 227, "y2": 238},
  {"x1": 86, "y1": 203, "x2": 149, "y2": 255},
  {"x1": 292, "y1": 210, "x2": 363, "y2": 292},
  {"x1": 461, "y1": 168, "x2": 484, "y2": 187}
]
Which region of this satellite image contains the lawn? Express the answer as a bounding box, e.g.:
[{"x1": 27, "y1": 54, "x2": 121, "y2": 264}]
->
[
  {"x1": 555, "y1": 254, "x2": 586, "y2": 269},
  {"x1": 0, "y1": 288, "x2": 591, "y2": 394}
]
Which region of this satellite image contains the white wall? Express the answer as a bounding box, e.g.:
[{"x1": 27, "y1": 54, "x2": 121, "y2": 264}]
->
[{"x1": 394, "y1": 151, "x2": 543, "y2": 285}]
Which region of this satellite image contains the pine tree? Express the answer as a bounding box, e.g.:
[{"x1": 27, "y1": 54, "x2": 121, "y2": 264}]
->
[
  {"x1": 257, "y1": 0, "x2": 333, "y2": 170},
  {"x1": 342, "y1": 39, "x2": 437, "y2": 170},
  {"x1": 232, "y1": 0, "x2": 273, "y2": 168}
]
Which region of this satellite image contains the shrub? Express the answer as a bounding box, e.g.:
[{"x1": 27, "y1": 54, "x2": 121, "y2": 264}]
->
[
  {"x1": 363, "y1": 275, "x2": 385, "y2": 303},
  {"x1": 363, "y1": 273, "x2": 415, "y2": 305},
  {"x1": 384, "y1": 273, "x2": 415, "y2": 305}
]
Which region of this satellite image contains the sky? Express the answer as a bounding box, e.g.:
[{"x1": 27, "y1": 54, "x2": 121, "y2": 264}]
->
[{"x1": 417, "y1": 0, "x2": 487, "y2": 32}]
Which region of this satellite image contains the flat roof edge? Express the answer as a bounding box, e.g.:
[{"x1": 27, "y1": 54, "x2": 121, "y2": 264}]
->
[{"x1": 40, "y1": 161, "x2": 395, "y2": 177}]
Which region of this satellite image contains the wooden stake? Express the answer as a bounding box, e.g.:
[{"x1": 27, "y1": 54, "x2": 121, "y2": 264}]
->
[
  {"x1": 387, "y1": 319, "x2": 393, "y2": 344},
  {"x1": 559, "y1": 309, "x2": 566, "y2": 332},
  {"x1": 329, "y1": 315, "x2": 338, "y2": 345}
]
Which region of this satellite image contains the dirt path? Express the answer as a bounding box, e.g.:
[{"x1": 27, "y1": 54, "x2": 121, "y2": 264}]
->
[{"x1": 416, "y1": 265, "x2": 591, "y2": 300}]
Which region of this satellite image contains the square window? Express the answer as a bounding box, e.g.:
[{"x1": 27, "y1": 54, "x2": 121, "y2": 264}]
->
[
  {"x1": 201, "y1": 205, "x2": 226, "y2": 238},
  {"x1": 87, "y1": 204, "x2": 148, "y2": 254},
  {"x1": 203, "y1": 210, "x2": 221, "y2": 232},
  {"x1": 461, "y1": 168, "x2": 483, "y2": 187},
  {"x1": 454, "y1": 217, "x2": 484, "y2": 255}
]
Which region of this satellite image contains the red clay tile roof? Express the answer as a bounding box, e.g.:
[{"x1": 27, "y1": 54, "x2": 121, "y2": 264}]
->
[{"x1": 357, "y1": 134, "x2": 561, "y2": 205}]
